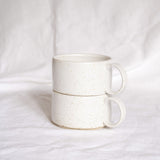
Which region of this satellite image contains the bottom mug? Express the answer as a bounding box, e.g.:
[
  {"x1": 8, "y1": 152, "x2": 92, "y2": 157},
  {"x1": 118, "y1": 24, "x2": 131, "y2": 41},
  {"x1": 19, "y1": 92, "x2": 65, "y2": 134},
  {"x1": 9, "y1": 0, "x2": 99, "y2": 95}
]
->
[{"x1": 51, "y1": 91, "x2": 126, "y2": 129}]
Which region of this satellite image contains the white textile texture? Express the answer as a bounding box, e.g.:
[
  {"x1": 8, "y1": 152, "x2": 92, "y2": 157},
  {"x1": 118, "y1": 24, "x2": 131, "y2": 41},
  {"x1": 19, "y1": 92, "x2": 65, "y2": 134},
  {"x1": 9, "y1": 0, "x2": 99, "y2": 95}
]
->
[{"x1": 0, "y1": 0, "x2": 160, "y2": 159}]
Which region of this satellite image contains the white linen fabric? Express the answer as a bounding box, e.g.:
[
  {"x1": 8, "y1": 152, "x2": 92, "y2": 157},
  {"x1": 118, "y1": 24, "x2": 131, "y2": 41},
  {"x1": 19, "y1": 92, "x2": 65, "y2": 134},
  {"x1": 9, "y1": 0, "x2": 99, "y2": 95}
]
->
[{"x1": 0, "y1": 0, "x2": 160, "y2": 159}]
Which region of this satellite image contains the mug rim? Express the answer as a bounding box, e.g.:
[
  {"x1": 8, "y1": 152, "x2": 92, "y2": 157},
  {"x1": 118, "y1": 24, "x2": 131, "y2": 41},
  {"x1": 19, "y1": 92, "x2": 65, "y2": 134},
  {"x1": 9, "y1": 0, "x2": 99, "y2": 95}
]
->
[
  {"x1": 53, "y1": 53, "x2": 111, "y2": 63},
  {"x1": 53, "y1": 90, "x2": 106, "y2": 97}
]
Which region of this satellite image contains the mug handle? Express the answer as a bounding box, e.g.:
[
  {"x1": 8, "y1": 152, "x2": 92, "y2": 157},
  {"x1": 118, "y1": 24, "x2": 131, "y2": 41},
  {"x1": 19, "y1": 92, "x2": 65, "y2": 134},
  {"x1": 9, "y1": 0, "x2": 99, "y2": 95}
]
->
[
  {"x1": 104, "y1": 97, "x2": 126, "y2": 128},
  {"x1": 107, "y1": 63, "x2": 127, "y2": 95}
]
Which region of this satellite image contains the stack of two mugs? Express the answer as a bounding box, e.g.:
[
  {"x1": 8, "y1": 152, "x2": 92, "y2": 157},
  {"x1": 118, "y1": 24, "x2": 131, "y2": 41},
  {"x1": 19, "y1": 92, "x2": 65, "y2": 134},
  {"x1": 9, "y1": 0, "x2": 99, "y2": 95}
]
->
[{"x1": 52, "y1": 54, "x2": 127, "y2": 130}]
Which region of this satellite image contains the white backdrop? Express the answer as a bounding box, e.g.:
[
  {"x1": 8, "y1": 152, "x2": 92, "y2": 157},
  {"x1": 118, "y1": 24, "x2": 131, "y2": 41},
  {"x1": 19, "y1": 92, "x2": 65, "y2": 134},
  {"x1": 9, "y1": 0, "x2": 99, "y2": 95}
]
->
[{"x1": 0, "y1": 0, "x2": 160, "y2": 159}]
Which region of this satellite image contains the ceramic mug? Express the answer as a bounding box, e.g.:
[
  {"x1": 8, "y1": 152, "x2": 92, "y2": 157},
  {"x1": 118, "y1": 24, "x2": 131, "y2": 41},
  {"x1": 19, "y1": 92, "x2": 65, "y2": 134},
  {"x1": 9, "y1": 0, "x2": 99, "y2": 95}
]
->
[
  {"x1": 52, "y1": 54, "x2": 127, "y2": 96},
  {"x1": 51, "y1": 91, "x2": 126, "y2": 129}
]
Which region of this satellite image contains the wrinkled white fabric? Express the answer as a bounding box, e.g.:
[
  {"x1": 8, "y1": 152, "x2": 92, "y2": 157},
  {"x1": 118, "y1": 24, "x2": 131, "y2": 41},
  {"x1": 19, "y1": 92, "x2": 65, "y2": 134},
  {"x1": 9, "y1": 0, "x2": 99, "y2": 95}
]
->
[{"x1": 0, "y1": 0, "x2": 160, "y2": 159}]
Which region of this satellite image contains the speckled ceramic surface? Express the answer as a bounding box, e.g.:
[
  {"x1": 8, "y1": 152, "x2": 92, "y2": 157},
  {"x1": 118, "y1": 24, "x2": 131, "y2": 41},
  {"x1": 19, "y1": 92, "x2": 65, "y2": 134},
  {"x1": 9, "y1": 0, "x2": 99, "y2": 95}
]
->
[
  {"x1": 51, "y1": 91, "x2": 126, "y2": 129},
  {"x1": 52, "y1": 54, "x2": 127, "y2": 96}
]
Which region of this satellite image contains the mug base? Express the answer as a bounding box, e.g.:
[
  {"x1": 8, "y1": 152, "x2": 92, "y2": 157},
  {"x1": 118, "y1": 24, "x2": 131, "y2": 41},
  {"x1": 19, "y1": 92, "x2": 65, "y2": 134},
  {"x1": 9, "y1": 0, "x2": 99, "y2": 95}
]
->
[{"x1": 52, "y1": 120, "x2": 105, "y2": 130}]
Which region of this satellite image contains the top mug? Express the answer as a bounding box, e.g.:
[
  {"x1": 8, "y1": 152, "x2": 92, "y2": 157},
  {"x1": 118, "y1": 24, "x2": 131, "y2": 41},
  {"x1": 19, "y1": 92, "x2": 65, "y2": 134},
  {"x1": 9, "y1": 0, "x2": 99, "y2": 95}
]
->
[{"x1": 52, "y1": 54, "x2": 127, "y2": 96}]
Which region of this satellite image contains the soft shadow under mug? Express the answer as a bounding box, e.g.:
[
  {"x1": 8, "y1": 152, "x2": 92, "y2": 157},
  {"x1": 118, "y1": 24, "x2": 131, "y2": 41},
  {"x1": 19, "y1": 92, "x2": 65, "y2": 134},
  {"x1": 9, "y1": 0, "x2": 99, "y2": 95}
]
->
[
  {"x1": 52, "y1": 54, "x2": 126, "y2": 96},
  {"x1": 51, "y1": 91, "x2": 126, "y2": 129}
]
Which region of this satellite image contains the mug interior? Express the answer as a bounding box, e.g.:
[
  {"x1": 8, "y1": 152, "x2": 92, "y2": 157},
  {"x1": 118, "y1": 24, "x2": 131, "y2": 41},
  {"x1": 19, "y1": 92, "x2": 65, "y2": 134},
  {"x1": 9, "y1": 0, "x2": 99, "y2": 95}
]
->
[{"x1": 53, "y1": 54, "x2": 110, "y2": 62}]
